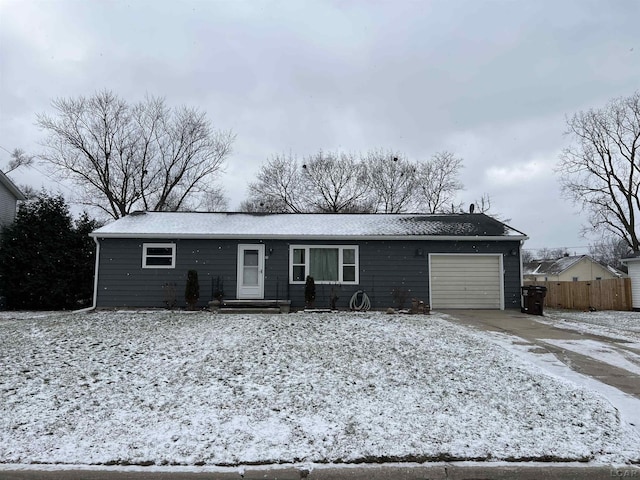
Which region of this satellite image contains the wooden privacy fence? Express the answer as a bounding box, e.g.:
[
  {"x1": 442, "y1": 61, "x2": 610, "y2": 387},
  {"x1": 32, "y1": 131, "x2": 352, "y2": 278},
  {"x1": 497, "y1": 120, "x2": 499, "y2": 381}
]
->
[{"x1": 524, "y1": 278, "x2": 632, "y2": 311}]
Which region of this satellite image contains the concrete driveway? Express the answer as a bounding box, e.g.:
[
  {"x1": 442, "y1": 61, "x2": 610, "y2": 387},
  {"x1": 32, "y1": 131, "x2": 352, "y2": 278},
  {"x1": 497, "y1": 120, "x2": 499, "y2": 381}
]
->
[{"x1": 441, "y1": 309, "x2": 640, "y2": 399}]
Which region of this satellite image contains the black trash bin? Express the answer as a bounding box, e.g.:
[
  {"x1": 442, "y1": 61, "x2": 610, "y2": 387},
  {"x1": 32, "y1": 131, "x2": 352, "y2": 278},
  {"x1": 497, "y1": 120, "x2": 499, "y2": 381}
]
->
[{"x1": 521, "y1": 285, "x2": 547, "y2": 315}]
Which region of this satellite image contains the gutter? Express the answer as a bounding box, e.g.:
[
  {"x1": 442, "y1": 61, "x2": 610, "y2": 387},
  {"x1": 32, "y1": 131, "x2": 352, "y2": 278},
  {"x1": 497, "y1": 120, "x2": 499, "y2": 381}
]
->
[{"x1": 73, "y1": 237, "x2": 100, "y2": 314}]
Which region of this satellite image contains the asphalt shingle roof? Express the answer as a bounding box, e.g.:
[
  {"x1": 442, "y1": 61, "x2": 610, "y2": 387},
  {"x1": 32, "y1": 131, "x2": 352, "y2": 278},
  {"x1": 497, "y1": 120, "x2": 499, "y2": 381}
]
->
[
  {"x1": 91, "y1": 212, "x2": 527, "y2": 240},
  {"x1": 523, "y1": 255, "x2": 624, "y2": 277},
  {"x1": 523, "y1": 256, "x2": 583, "y2": 276}
]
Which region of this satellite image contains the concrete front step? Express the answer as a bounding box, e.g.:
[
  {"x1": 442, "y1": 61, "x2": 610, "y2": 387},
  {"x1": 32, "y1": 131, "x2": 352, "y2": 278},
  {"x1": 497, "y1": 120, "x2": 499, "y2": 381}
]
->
[
  {"x1": 209, "y1": 299, "x2": 291, "y2": 314},
  {"x1": 215, "y1": 308, "x2": 283, "y2": 314}
]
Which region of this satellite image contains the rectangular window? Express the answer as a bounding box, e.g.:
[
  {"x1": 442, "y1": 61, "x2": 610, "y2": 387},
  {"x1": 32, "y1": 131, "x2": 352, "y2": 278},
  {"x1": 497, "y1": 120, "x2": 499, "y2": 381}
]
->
[
  {"x1": 289, "y1": 245, "x2": 359, "y2": 284},
  {"x1": 342, "y1": 248, "x2": 356, "y2": 282},
  {"x1": 142, "y1": 243, "x2": 176, "y2": 269},
  {"x1": 292, "y1": 248, "x2": 306, "y2": 282}
]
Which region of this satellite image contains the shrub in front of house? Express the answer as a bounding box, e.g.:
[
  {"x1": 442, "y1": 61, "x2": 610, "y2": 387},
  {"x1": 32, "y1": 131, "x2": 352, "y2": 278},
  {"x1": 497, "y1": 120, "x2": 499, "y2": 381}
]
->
[
  {"x1": 185, "y1": 270, "x2": 200, "y2": 310},
  {"x1": 304, "y1": 275, "x2": 315, "y2": 309}
]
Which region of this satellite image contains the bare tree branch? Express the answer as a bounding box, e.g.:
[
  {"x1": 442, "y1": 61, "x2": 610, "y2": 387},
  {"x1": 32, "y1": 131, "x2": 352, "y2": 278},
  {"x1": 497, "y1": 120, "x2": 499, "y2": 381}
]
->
[
  {"x1": 5, "y1": 148, "x2": 35, "y2": 173},
  {"x1": 471, "y1": 193, "x2": 511, "y2": 222}
]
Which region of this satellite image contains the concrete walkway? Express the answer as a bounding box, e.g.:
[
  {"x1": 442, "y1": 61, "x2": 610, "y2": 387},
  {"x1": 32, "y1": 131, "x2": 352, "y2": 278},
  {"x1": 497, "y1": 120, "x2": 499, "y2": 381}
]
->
[{"x1": 442, "y1": 309, "x2": 640, "y2": 398}]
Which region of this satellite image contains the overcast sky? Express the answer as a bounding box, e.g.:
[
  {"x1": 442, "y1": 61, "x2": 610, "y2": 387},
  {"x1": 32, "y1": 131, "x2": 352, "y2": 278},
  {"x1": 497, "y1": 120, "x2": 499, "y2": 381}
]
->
[{"x1": 1, "y1": 0, "x2": 639, "y2": 252}]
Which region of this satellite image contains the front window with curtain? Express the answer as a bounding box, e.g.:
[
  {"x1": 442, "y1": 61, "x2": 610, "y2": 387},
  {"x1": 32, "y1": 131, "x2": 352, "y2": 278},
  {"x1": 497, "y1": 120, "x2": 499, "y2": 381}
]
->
[{"x1": 290, "y1": 245, "x2": 359, "y2": 284}]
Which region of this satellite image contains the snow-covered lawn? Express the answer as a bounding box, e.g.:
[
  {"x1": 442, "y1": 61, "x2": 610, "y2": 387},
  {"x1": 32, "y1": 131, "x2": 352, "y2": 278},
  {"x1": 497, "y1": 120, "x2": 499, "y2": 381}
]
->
[{"x1": 1, "y1": 310, "x2": 639, "y2": 467}]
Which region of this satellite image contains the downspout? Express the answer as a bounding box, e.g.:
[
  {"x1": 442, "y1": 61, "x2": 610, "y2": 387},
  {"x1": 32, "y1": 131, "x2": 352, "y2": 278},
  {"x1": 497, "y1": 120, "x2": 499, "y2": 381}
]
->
[
  {"x1": 519, "y1": 239, "x2": 525, "y2": 310},
  {"x1": 73, "y1": 236, "x2": 100, "y2": 314}
]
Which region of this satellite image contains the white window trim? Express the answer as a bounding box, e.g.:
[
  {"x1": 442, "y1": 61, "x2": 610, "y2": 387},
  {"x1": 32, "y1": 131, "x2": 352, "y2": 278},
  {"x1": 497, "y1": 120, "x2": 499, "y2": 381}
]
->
[
  {"x1": 289, "y1": 245, "x2": 359, "y2": 285},
  {"x1": 142, "y1": 243, "x2": 176, "y2": 269}
]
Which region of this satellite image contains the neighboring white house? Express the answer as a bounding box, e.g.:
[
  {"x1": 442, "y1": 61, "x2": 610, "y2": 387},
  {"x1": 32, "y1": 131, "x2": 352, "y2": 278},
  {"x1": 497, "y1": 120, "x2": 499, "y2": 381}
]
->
[
  {"x1": 523, "y1": 255, "x2": 626, "y2": 282},
  {"x1": 0, "y1": 170, "x2": 26, "y2": 228},
  {"x1": 620, "y1": 256, "x2": 640, "y2": 311}
]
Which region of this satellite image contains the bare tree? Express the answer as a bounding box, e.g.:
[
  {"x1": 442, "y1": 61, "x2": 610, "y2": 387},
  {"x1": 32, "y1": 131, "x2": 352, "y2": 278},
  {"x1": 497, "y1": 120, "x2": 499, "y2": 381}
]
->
[
  {"x1": 245, "y1": 153, "x2": 305, "y2": 212},
  {"x1": 557, "y1": 91, "x2": 640, "y2": 253},
  {"x1": 363, "y1": 149, "x2": 418, "y2": 213},
  {"x1": 36, "y1": 90, "x2": 235, "y2": 219},
  {"x1": 417, "y1": 151, "x2": 464, "y2": 213},
  {"x1": 200, "y1": 188, "x2": 229, "y2": 212},
  {"x1": 243, "y1": 148, "x2": 467, "y2": 215},
  {"x1": 301, "y1": 151, "x2": 373, "y2": 213},
  {"x1": 589, "y1": 235, "x2": 632, "y2": 270}
]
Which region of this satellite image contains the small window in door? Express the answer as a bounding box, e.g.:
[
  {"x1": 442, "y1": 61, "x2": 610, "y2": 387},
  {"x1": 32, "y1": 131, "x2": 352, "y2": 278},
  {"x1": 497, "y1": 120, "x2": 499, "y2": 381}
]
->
[{"x1": 243, "y1": 250, "x2": 260, "y2": 285}]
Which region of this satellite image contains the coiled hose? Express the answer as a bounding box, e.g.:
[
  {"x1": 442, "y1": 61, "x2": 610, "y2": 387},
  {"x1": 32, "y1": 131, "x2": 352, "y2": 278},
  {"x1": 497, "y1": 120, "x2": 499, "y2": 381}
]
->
[{"x1": 349, "y1": 290, "x2": 371, "y2": 311}]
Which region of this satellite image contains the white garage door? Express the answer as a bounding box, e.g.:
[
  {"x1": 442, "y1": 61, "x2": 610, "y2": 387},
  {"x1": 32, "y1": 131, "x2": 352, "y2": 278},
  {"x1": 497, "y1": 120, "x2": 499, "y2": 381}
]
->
[{"x1": 429, "y1": 254, "x2": 503, "y2": 309}]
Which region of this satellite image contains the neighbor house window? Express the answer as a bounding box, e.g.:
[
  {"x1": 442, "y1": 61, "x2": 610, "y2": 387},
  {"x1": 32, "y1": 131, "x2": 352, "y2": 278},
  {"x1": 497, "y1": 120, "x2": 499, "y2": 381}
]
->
[
  {"x1": 290, "y1": 245, "x2": 358, "y2": 284},
  {"x1": 572, "y1": 276, "x2": 579, "y2": 282},
  {"x1": 142, "y1": 243, "x2": 176, "y2": 269}
]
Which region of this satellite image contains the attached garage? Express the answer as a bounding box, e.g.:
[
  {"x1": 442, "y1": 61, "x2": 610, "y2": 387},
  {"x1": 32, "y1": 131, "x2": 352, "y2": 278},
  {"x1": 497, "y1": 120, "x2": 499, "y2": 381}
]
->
[{"x1": 429, "y1": 254, "x2": 504, "y2": 309}]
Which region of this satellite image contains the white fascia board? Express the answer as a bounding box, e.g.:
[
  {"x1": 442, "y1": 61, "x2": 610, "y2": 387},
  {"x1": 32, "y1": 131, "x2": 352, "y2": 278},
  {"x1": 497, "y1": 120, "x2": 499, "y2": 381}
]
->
[
  {"x1": 0, "y1": 170, "x2": 26, "y2": 200},
  {"x1": 621, "y1": 257, "x2": 640, "y2": 264},
  {"x1": 90, "y1": 233, "x2": 529, "y2": 242}
]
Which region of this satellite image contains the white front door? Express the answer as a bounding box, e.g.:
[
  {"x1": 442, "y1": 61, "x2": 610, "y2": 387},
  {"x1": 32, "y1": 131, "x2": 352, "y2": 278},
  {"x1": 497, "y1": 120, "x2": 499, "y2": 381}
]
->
[{"x1": 237, "y1": 244, "x2": 265, "y2": 299}]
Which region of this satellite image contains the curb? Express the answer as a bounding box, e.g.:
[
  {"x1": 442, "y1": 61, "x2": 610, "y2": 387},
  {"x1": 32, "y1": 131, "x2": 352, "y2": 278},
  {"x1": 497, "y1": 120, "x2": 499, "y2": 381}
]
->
[{"x1": 1, "y1": 463, "x2": 639, "y2": 480}]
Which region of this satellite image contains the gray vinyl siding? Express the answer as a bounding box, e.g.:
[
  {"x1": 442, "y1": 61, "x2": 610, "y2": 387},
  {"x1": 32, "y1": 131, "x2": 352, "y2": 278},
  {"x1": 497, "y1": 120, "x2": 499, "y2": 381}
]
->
[
  {"x1": 0, "y1": 184, "x2": 18, "y2": 228},
  {"x1": 95, "y1": 237, "x2": 523, "y2": 310}
]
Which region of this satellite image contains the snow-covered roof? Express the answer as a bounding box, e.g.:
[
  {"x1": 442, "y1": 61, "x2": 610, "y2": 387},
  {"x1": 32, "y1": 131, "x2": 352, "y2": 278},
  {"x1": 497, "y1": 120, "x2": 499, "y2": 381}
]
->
[
  {"x1": 605, "y1": 265, "x2": 626, "y2": 278},
  {"x1": 91, "y1": 212, "x2": 527, "y2": 240},
  {"x1": 524, "y1": 255, "x2": 618, "y2": 276}
]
